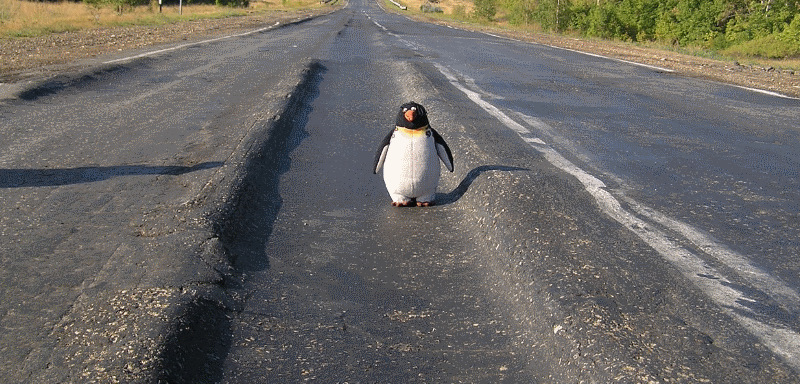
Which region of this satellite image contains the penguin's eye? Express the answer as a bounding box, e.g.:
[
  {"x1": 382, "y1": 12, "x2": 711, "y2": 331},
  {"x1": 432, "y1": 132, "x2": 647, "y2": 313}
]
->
[{"x1": 410, "y1": 107, "x2": 417, "y2": 111}]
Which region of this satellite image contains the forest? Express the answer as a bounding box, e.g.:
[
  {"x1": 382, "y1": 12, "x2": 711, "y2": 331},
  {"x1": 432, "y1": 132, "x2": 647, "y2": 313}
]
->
[{"x1": 473, "y1": 0, "x2": 800, "y2": 58}]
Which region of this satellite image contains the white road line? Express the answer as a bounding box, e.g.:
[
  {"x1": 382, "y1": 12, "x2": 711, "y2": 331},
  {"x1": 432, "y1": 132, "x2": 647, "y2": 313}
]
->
[
  {"x1": 558, "y1": 46, "x2": 675, "y2": 73},
  {"x1": 103, "y1": 21, "x2": 281, "y2": 65},
  {"x1": 729, "y1": 84, "x2": 800, "y2": 100},
  {"x1": 490, "y1": 33, "x2": 800, "y2": 100},
  {"x1": 371, "y1": 19, "x2": 388, "y2": 32},
  {"x1": 434, "y1": 62, "x2": 800, "y2": 372},
  {"x1": 476, "y1": 31, "x2": 674, "y2": 73},
  {"x1": 620, "y1": 194, "x2": 800, "y2": 315}
]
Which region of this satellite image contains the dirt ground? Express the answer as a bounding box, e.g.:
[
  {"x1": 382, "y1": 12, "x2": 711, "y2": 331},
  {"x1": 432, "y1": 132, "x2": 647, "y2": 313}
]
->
[{"x1": 1, "y1": 5, "x2": 799, "y2": 98}]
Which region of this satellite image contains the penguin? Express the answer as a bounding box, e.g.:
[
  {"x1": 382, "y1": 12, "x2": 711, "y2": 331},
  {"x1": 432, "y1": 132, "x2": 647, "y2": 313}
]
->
[{"x1": 373, "y1": 102, "x2": 454, "y2": 207}]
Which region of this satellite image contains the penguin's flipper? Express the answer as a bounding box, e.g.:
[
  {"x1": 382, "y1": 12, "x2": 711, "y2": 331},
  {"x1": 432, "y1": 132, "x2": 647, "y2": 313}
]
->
[
  {"x1": 431, "y1": 128, "x2": 454, "y2": 172},
  {"x1": 374, "y1": 145, "x2": 389, "y2": 174},
  {"x1": 373, "y1": 128, "x2": 395, "y2": 174}
]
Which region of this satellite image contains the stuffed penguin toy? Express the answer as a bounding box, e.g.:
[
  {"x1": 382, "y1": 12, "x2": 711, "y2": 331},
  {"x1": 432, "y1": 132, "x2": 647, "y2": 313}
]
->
[{"x1": 373, "y1": 102, "x2": 454, "y2": 207}]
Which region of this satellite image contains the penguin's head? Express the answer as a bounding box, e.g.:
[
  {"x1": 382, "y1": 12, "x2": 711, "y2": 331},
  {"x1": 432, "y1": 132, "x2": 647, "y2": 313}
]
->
[{"x1": 396, "y1": 102, "x2": 429, "y2": 129}]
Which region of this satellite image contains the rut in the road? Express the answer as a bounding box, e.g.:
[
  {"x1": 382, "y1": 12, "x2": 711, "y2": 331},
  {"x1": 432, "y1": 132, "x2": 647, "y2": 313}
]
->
[{"x1": 153, "y1": 61, "x2": 326, "y2": 383}]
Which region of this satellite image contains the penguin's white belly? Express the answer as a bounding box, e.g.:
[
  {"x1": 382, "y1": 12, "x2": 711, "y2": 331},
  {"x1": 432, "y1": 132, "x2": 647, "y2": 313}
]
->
[{"x1": 383, "y1": 134, "x2": 440, "y2": 199}]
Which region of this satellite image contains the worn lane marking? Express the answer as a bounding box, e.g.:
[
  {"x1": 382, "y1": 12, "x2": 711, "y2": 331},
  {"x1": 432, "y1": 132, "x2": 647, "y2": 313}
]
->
[
  {"x1": 482, "y1": 26, "x2": 800, "y2": 100},
  {"x1": 618, "y1": 195, "x2": 800, "y2": 316},
  {"x1": 485, "y1": 33, "x2": 800, "y2": 100},
  {"x1": 728, "y1": 84, "x2": 800, "y2": 100},
  {"x1": 103, "y1": 21, "x2": 281, "y2": 64},
  {"x1": 550, "y1": 45, "x2": 675, "y2": 73},
  {"x1": 476, "y1": 32, "x2": 673, "y2": 73},
  {"x1": 433, "y1": 62, "x2": 800, "y2": 372}
]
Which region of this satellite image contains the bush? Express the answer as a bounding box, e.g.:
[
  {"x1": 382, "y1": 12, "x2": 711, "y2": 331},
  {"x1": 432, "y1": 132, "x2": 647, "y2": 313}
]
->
[
  {"x1": 420, "y1": 3, "x2": 443, "y2": 13},
  {"x1": 585, "y1": 3, "x2": 625, "y2": 39},
  {"x1": 654, "y1": 0, "x2": 726, "y2": 46},
  {"x1": 531, "y1": 0, "x2": 565, "y2": 31},
  {"x1": 724, "y1": 34, "x2": 796, "y2": 58},
  {"x1": 474, "y1": 0, "x2": 496, "y2": 21},
  {"x1": 502, "y1": 0, "x2": 535, "y2": 26},
  {"x1": 216, "y1": 0, "x2": 249, "y2": 7},
  {"x1": 725, "y1": 15, "x2": 800, "y2": 58},
  {"x1": 780, "y1": 14, "x2": 800, "y2": 44}
]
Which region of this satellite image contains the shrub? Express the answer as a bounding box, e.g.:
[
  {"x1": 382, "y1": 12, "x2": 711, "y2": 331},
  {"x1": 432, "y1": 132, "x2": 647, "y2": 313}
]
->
[
  {"x1": 474, "y1": 0, "x2": 496, "y2": 21},
  {"x1": 420, "y1": 3, "x2": 443, "y2": 13},
  {"x1": 725, "y1": 15, "x2": 800, "y2": 58},
  {"x1": 216, "y1": 0, "x2": 249, "y2": 7}
]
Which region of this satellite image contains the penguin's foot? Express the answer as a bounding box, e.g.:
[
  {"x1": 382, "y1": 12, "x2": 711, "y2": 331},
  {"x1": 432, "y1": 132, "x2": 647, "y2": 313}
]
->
[
  {"x1": 416, "y1": 201, "x2": 434, "y2": 207},
  {"x1": 391, "y1": 201, "x2": 414, "y2": 207}
]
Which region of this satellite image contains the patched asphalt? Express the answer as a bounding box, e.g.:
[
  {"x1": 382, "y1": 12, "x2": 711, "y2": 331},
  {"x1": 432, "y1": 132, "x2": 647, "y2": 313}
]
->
[{"x1": 1, "y1": 0, "x2": 798, "y2": 382}]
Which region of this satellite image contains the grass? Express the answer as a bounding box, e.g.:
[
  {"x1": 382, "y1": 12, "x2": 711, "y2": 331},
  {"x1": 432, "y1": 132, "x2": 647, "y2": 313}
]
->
[
  {"x1": 0, "y1": 0, "x2": 326, "y2": 38},
  {"x1": 722, "y1": 35, "x2": 800, "y2": 60},
  {"x1": 386, "y1": 0, "x2": 476, "y2": 23},
  {"x1": 389, "y1": 0, "x2": 471, "y2": 15}
]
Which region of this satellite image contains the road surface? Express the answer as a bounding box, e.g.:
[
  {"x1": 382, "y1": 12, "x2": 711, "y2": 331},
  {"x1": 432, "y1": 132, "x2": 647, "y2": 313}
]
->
[{"x1": 1, "y1": 0, "x2": 798, "y2": 382}]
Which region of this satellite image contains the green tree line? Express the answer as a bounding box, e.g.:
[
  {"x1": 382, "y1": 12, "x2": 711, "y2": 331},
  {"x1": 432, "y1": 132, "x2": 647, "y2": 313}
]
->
[{"x1": 475, "y1": 0, "x2": 800, "y2": 57}]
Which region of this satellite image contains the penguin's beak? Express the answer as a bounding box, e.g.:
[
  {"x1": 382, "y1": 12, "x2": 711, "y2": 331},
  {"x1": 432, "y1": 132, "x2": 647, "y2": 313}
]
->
[{"x1": 404, "y1": 109, "x2": 415, "y2": 122}]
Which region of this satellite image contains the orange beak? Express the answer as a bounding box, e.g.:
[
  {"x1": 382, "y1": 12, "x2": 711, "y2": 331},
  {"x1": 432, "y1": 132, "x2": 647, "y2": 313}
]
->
[{"x1": 404, "y1": 109, "x2": 415, "y2": 122}]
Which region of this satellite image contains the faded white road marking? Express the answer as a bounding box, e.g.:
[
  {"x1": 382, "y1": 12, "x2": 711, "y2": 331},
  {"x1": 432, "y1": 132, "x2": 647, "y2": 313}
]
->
[
  {"x1": 473, "y1": 31, "x2": 674, "y2": 73},
  {"x1": 434, "y1": 62, "x2": 800, "y2": 371},
  {"x1": 620, "y1": 195, "x2": 800, "y2": 315},
  {"x1": 728, "y1": 84, "x2": 800, "y2": 100},
  {"x1": 103, "y1": 22, "x2": 281, "y2": 64},
  {"x1": 480, "y1": 32, "x2": 800, "y2": 100},
  {"x1": 554, "y1": 46, "x2": 675, "y2": 73}
]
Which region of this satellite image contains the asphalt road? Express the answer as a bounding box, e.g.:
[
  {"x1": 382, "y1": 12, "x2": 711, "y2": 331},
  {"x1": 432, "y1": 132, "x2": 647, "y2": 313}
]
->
[{"x1": 1, "y1": 0, "x2": 798, "y2": 382}]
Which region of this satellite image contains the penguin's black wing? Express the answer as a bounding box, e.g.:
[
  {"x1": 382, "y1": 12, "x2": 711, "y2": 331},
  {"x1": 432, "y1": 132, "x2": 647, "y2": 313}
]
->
[
  {"x1": 373, "y1": 128, "x2": 395, "y2": 174},
  {"x1": 430, "y1": 128, "x2": 454, "y2": 172}
]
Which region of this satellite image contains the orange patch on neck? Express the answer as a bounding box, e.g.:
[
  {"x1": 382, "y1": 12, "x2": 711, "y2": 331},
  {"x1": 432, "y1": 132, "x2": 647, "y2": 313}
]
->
[{"x1": 396, "y1": 126, "x2": 429, "y2": 137}]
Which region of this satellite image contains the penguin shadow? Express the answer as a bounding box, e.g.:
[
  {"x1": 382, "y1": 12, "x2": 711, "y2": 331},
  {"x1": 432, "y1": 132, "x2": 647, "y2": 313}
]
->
[{"x1": 435, "y1": 165, "x2": 529, "y2": 205}]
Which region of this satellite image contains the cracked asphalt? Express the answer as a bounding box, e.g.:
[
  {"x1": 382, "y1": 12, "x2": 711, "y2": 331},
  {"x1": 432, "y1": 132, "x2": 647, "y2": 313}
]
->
[{"x1": 1, "y1": 0, "x2": 798, "y2": 382}]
